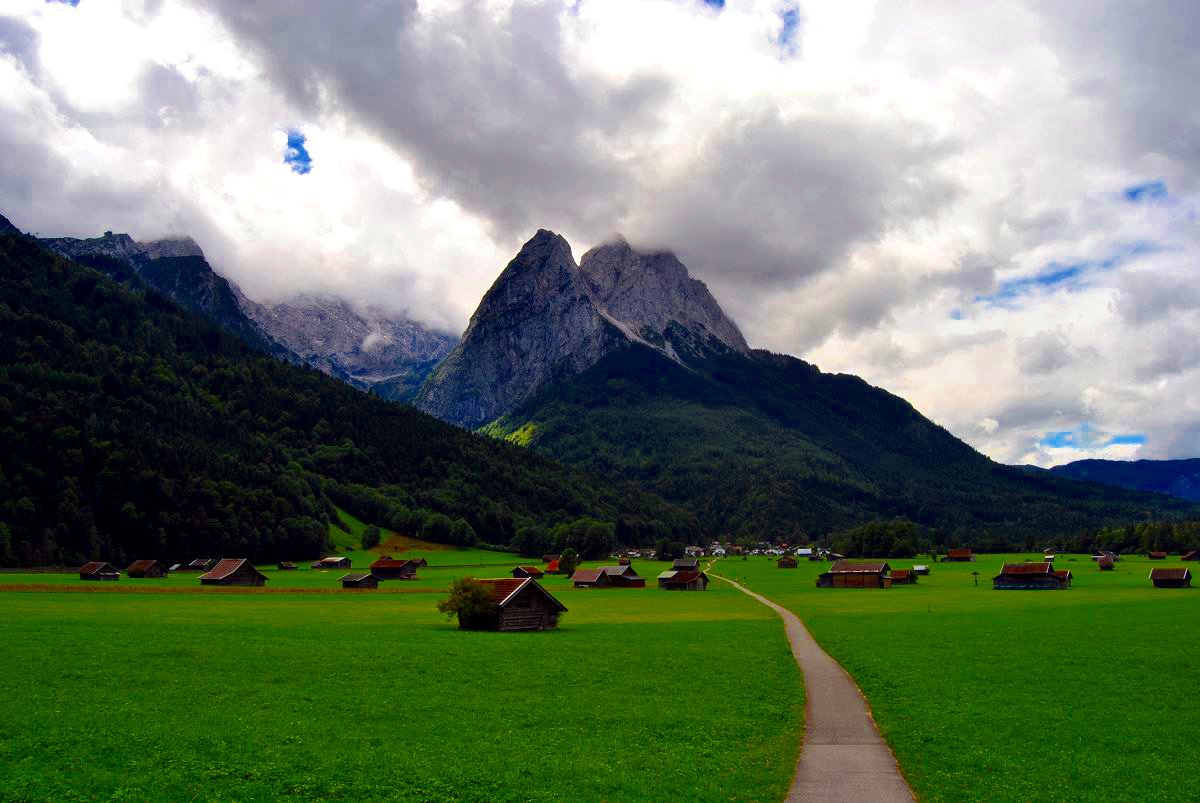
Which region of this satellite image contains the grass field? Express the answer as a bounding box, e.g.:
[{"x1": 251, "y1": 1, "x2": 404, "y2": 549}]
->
[
  {"x1": 0, "y1": 562, "x2": 803, "y2": 802},
  {"x1": 710, "y1": 553, "x2": 1199, "y2": 802},
  {"x1": 327, "y1": 508, "x2": 516, "y2": 566}
]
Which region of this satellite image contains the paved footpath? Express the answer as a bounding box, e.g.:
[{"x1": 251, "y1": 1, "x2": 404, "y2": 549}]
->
[{"x1": 712, "y1": 572, "x2": 915, "y2": 802}]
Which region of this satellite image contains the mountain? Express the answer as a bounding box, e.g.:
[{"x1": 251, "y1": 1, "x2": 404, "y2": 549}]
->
[
  {"x1": 0, "y1": 213, "x2": 20, "y2": 236},
  {"x1": 414, "y1": 230, "x2": 747, "y2": 427},
  {"x1": 0, "y1": 232, "x2": 693, "y2": 566},
  {"x1": 1049, "y1": 458, "x2": 1200, "y2": 502},
  {"x1": 239, "y1": 294, "x2": 456, "y2": 400}
]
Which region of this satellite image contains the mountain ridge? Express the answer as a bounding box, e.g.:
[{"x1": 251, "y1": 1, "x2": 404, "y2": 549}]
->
[{"x1": 1048, "y1": 457, "x2": 1200, "y2": 502}]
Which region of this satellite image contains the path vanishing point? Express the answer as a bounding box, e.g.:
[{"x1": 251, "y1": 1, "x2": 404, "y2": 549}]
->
[{"x1": 712, "y1": 571, "x2": 915, "y2": 802}]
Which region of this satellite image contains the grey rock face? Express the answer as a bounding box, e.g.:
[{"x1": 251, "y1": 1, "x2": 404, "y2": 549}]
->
[
  {"x1": 41, "y1": 231, "x2": 146, "y2": 264},
  {"x1": 240, "y1": 294, "x2": 457, "y2": 391},
  {"x1": 142, "y1": 236, "x2": 205, "y2": 260},
  {"x1": 415, "y1": 230, "x2": 749, "y2": 428}
]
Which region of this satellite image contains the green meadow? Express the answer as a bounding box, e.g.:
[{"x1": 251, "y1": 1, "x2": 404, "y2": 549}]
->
[
  {"x1": 710, "y1": 554, "x2": 1199, "y2": 802},
  {"x1": 0, "y1": 563, "x2": 802, "y2": 802}
]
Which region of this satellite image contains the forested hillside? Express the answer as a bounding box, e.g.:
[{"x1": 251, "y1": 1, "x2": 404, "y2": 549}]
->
[
  {"x1": 0, "y1": 235, "x2": 695, "y2": 566},
  {"x1": 1049, "y1": 458, "x2": 1200, "y2": 502},
  {"x1": 485, "y1": 344, "x2": 1200, "y2": 544}
]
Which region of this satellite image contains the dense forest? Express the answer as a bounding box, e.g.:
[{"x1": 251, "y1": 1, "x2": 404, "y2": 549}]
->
[
  {"x1": 1047, "y1": 458, "x2": 1200, "y2": 502},
  {"x1": 0, "y1": 235, "x2": 696, "y2": 566},
  {"x1": 485, "y1": 344, "x2": 1200, "y2": 544}
]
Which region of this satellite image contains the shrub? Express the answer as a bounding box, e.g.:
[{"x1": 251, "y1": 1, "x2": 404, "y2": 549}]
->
[{"x1": 437, "y1": 577, "x2": 498, "y2": 631}]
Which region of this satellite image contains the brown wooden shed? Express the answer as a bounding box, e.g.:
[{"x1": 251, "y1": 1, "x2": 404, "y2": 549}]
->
[
  {"x1": 340, "y1": 573, "x2": 380, "y2": 589},
  {"x1": 571, "y1": 568, "x2": 610, "y2": 588},
  {"x1": 891, "y1": 568, "x2": 916, "y2": 584},
  {"x1": 370, "y1": 558, "x2": 416, "y2": 580},
  {"x1": 1148, "y1": 552, "x2": 1168, "y2": 560},
  {"x1": 1181, "y1": 551, "x2": 1199, "y2": 562},
  {"x1": 944, "y1": 548, "x2": 975, "y2": 562},
  {"x1": 658, "y1": 570, "x2": 709, "y2": 591},
  {"x1": 79, "y1": 561, "x2": 119, "y2": 581},
  {"x1": 199, "y1": 559, "x2": 268, "y2": 587},
  {"x1": 125, "y1": 560, "x2": 167, "y2": 578},
  {"x1": 511, "y1": 565, "x2": 545, "y2": 579},
  {"x1": 183, "y1": 558, "x2": 215, "y2": 572},
  {"x1": 598, "y1": 564, "x2": 646, "y2": 588},
  {"x1": 777, "y1": 556, "x2": 799, "y2": 569},
  {"x1": 1098, "y1": 556, "x2": 1115, "y2": 571},
  {"x1": 992, "y1": 563, "x2": 1069, "y2": 590},
  {"x1": 474, "y1": 578, "x2": 567, "y2": 631},
  {"x1": 407, "y1": 558, "x2": 429, "y2": 568},
  {"x1": 672, "y1": 558, "x2": 700, "y2": 572},
  {"x1": 816, "y1": 561, "x2": 892, "y2": 588},
  {"x1": 311, "y1": 556, "x2": 352, "y2": 570},
  {"x1": 276, "y1": 561, "x2": 298, "y2": 571},
  {"x1": 1150, "y1": 568, "x2": 1191, "y2": 588}
]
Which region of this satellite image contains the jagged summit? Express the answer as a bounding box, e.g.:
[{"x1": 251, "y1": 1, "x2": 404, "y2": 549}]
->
[
  {"x1": 0, "y1": 213, "x2": 20, "y2": 236},
  {"x1": 414, "y1": 229, "x2": 749, "y2": 428}
]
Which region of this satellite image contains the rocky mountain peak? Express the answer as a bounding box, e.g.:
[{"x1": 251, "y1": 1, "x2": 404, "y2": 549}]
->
[
  {"x1": 0, "y1": 213, "x2": 20, "y2": 235},
  {"x1": 141, "y1": 236, "x2": 205, "y2": 260}
]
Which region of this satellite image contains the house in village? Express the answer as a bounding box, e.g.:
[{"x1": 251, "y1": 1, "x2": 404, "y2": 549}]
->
[
  {"x1": 511, "y1": 565, "x2": 545, "y2": 579},
  {"x1": 79, "y1": 561, "x2": 120, "y2": 581},
  {"x1": 777, "y1": 556, "x2": 799, "y2": 569},
  {"x1": 571, "y1": 568, "x2": 609, "y2": 588},
  {"x1": 1054, "y1": 569, "x2": 1073, "y2": 588},
  {"x1": 407, "y1": 558, "x2": 429, "y2": 568},
  {"x1": 913, "y1": 565, "x2": 930, "y2": 575},
  {"x1": 816, "y1": 561, "x2": 892, "y2": 588},
  {"x1": 184, "y1": 559, "x2": 216, "y2": 572},
  {"x1": 891, "y1": 568, "x2": 916, "y2": 585},
  {"x1": 1149, "y1": 568, "x2": 1191, "y2": 588},
  {"x1": 276, "y1": 561, "x2": 298, "y2": 571},
  {"x1": 1091, "y1": 550, "x2": 1120, "y2": 562},
  {"x1": 125, "y1": 560, "x2": 167, "y2": 578},
  {"x1": 199, "y1": 559, "x2": 267, "y2": 587},
  {"x1": 1181, "y1": 551, "x2": 1199, "y2": 561},
  {"x1": 340, "y1": 573, "x2": 380, "y2": 589},
  {"x1": 311, "y1": 556, "x2": 353, "y2": 570},
  {"x1": 992, "y1": 563, "x2": 1070, "y2": 590},
  {"x1": 469, "y1": 578, "x2": 567, "y2": 631},
  {"x1": 370, "y1": 558, "x2": 416, "y2": 580},
  {"x1": 672, "y1": 558, "x2": 700, "y2": 572},
  {"x1": 944, "y1": 548, "x2": 975, "y2": 562},
  {"x1": 1098, "y1": 556, "x2": 1115, "y2": 571},
  {"x1": 657, "y1": 570, "x2": 709, "y2": 591},
  {"x1": 1148, "y1": 551, "x2": 1168, "y2": 560},
  {"x1": 598, "y1": 564, "x2": 646, "y2": 587}
]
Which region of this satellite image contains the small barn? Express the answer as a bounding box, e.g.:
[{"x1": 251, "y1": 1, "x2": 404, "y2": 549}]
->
[
  {"x1": 169, "y1": 563, "x2": 182, "y2": 572},
  {"x1": 79, "y1": 561, "x2": 119, "y2": 581},
  {"x1": 571, "y1": 568, "x2": 610, "y2": 588},
  {"x1": 1149, "y1": 568, "x2": 1191, "y2": 588},
  {"x1": 913, "y1": 565, "x2": 930, "y2": 575},
  {"x1": 370, "y1": 558, "x2": 416, "y2": 580},
  {"x1": 617, "y1": 557, "x2": 631, "y2": 566},
  {"x1": 891, "y1": 569, "x2": 917, "y2": 585},
  {"x1": 542, "y1": 554, "x2": 561, "y2": 564},
  {"x1": 672, "y1": 558, "x2": 700, "y2": 572},
  {"x1": 340, "y1": 573, "x2": 380, "y2": 589},
  {"x1": 1181, "y1": 551, "x2": 1198, "y2": 561},
  {"x1": 276, "y1": 561, "x2": 298, "y2": 571},
  {"x1": 1098, "y1": 556, "x2": 1115, "y2": 571},
  {"x1": 777, "y1": 556, "x2": 799, "y2": 569},
  {"x1": 472, "y1": 578, "x2": 567, "y2": 631},
  {"x1": 1148, "y1": 552, "x2": 1168, "y2": 560},
  {"x1": 992, "y1": 563, "x2": 1069, "y2": 590},
  {"x1": 658, "y1": 570, "x2": 709, "y2": 591},
  {"x1": 545, "y1": 559, "x2": 561, "y2": 574},
  {"x1": 599, "y1": 564, "x2": 646, "y2": 588},
  {"x1": 184, "y1": 559, "x2": 215, "y2": 572},
  {"x1": 1043, "y1": 555, "x2": 1056, "y2": 563},
  {"x1": 944, "y1": 548, "x2": 975, "y2": 562},
  {"x1": 511, "y1": 565, "x2": 545, "y2": 579},
  {"x1": 125, "y1": 560, "x2": 167, "y2": 578},
  {"x1": 816, "y1": 561, "x2": 892, "y2": 588},
  {"x1": 311, "y1": 556, "x2": 352, "y2": 570},
  {"x1": 1054, "y1": 569, "x2": 1073, "y2": 588},
  {"x1": 199, "y1": 559, "x2": 267, "y2": 587}
]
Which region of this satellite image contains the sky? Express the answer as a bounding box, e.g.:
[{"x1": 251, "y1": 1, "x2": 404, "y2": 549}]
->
[{"x1": 2, "y1": 0, "x2": 1199, "y2": 468}]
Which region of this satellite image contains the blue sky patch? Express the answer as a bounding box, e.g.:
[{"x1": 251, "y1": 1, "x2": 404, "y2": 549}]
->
[
  {"x1": 47, "y1": 0, "x2": 81, "y2": 5},
  {"x1": 949, "y1": 308, "x2": 964, "y2": 320},
  {"x1": 702, "y1": 0, "x2": 725, "y2": 9},
  {"x1": 1039, "y1": 424, "x2": 1145, "y2": 450},
  {"x1": 976, "y1": 241, "x2": 1158, "y2": 305},
  {"x1": 1122, "y1": 179, "x2": 1167, "y2": 204},
  {"x1": 777, "y1": 6, "x2": 802, "y2": 56},
  {"x1": 284, "y1": 130, "x2": 312, "y2": 175}
]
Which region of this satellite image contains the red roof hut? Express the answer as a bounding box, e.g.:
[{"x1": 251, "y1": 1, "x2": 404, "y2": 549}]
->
[{"x1": 199, "y1": 559, "x2": 267, "y2": 587}]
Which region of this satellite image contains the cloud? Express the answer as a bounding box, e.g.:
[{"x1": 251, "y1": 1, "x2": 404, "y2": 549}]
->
[{"x1": 1015, "y1": 331, "x2": 1072, "y2": 375}]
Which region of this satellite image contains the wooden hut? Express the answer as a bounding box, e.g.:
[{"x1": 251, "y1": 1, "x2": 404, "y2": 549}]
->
[
  {"x1": 1181, "y1": 551, "x2": 1199, "y2": 562},
  {"x1": 992, "y1": 563, "x2": 1069, "y2": 590},
  {"x1": 1043, "y1": 555, "x2": 1056, "y2": 563},
  {"x1": 1054, "y1": 569, "x2": 1073, "y2": 588},
  {"x1": 657, "y1": 570, "x2": 709, "y2": 591},
  {"x1": 944, "y1": 548, "x2": 975, "y2": 562},
  {"x1": 1149, "y1": 568, "x2": 1191, "y2": 588},
  {"x1": 511, "y1": 565, "x2": 545, "y2": 579},
  {"x1": 125, "y1": 560, "x2": 167, "y2": 578},
  {"x1": 408, "y1": 557, "x2": 429, "y2": 568},
  {"x1": 472, "y1": 578, "x2": 567, "y2": 631},
  {"x1": 598, "y1": 564, "x2": 646, "y2": 588},
  {"x1": 672, "y1": 558, "x2": 700, "y2": 572},
  {"x1": 276, "y1": 561, "x2": 298, "y2": 571},
  {"x1": 340, "y1": 573, "x2": 380, "y2": 589},
  {"x1": 777, "y1": 556, "x2": 799, "y2": 569},
  {"x1": 1098, "y1": 556, "x2": 1115, "y2": 571},
  {"x1": 1148, "y1": 552, "x2": 1168, "y2": 560},
  {"x1": 369, "y1": 558, "x2": 416, "y2": 580},
  {"x1": 542, "y1": 554, "x2": 561, "y2": 564},
  {"x1": 571, "y1": 568, "x2": 610, "y2": 588},
  {"x1": 617, "y1": 557, "x2": 631, "y2": 566},
  {"x1": 913, "y1": 565, "x2": 930, "y2": 575},
  {"x1": 184, "y1": 558, "x2": 215, "y2": 572},
  {"x1": 199, "y1": 559, "x2": 267, "y2": 587},
  {"x1": 816, "y1": 561, "x2": 892, "y2": 588},
  {"x1": 311, "y1": 556, "x2": 352, "y2": 570},
  {"x1": 79, "y1": 561, "x2": 119, "y2": 581},
  {"x1": 891, "y1": 568, "x2": 917, "y2": 585},
  {"x1": 544, "y1": 559, "x2": 561, "y2": 574}
]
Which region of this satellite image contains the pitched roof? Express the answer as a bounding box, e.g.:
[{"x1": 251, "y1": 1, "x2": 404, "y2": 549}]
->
[
  {"x1": 571, "y1": 568, "x2": 605, "y2": 583},
  {"x1": 672, "y1": 558, "x2": 699, "y2": 568},
  {"x1": 891, "y1": 569, "x2": 912, "y2": 578},
  {"x1": 599, "y1": 565, "x2": 640, "y2": 578},
  {"x1": 663, "y1": 571, "x2": 705, "y2": 584},
  {"x1": 997, "y1": 562, "x2": 1055, "y2": 575},
  {"x1": 317, "y1": 556, "x2": 349, "y2": 564},
  {"x1": 515, "y1": 565, "x2": 544, "y2": 574},
  {"x1": 828, "y1": 561, "x2": 890, "y2": 574},
  {"x1": 188, "y1": 558, "x2": 212, "y2": 568},
  {"x1": 1150, "y1": 568, "x2": 1191, "y2": 581},
  {"x1": 126, "y1": 560, "x2": 162, "y2": 573},
  {"x1": 1054, "y1": 570, "x2": 1072, "y2": 580},
  {"x1": 79, "y1": 561, "x2": 114, "y2": 574},
  {"x1": 1181, "y1": 551, "x2": 1197, "y2": 560},
  {"x1": 947, "y1": 548, "x2": 973, "y2": 557},
  {"x1": 546, "y1": 560, "x2": 559, "y2": 572},
  {"x1": 477, "y1": 577, "x2": 568, "y2": 611},
  {"x1": 339, "y1": 573, "x2": 377, "y2": 582},
  {"x1": 1149, "y1": 551, "x2": 1168, "y2": 558},
  {"x1": 199, "y1": 559, "x2": 264, "y2": 581},
  {"x1": 370, "y1": 558, "x2": 412, "y2": 569},
  {"x1": 657, "y1": 570, "x2": 678, "y2": 580}
]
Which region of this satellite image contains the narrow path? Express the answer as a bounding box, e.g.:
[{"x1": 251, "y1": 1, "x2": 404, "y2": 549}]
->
[{"x1": 709, "y1": 567, "x2": 914, "y2": 802}]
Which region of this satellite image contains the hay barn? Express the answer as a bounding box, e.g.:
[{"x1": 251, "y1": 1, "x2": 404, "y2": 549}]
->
[
  {"x1": 816, "y1": 561, "x2": 892, "y2": 588},
  {"x1": 672, "y1": 558, "x2": 700, "y2": 572},
  {"x1": 1181, "y1": 551, "x2": 1199, "y2": 562},
  {"x1": 1148, "y1": 552, "x2": 1168, "y2": 560},
  {"x1": 311, "y1": 557, "x2": 352, "y2": 570},
  {"x1": 125, "y1": 560, "x2": 167, "y2": 578},
  {"x1": 891, "y1": 568, "x2": 916, "y2": 584},
  {"x1": 1098, "y1": 556, "x2": 1115, "y2": 570},
  {"x1": 777, "y1": 556, "x2": 799, "y2": 569},
  {"x1": 472, "y1": 578, "x2": 567, "y2": 631},
  {"x1": 944, "y1": 548, "x2": 975, "y2": 562},
  {"x1": 992, "y1": 563, "x2": 1069, "y2": 590},
  {"x1": 199, "y1": 559, "x2": 267, "y2": 587},
  {"x1": 276, "y1": 561, "x2": 297, "y2": 570},
  {"x1": 511, "y1": 565, "x2": 545, "y2": 579},
  {"x1": 407, "y1": 558, "x2": 429, "y2": 568},
  {"x1": 1150, "y1": 568, "x2": 1191, "y2": 588},
  {"x1": 571, "y1": 568, "x2": 609, "y2": 588},
  {"x1": 79, "y1": 561, "x2": 119, "y2": 581},
  {"x1": 598, "y1": 564, "x2": 646, "y2": 588},
  {"x1": 657, "y1": 570, "x2": 709, "y2": 591},
  {"x1": 370, "y1": 558, "x2": 416, "y2": 580},
  {"x1": 184, "y1": 559, "x2": 215, "y2": 572},
  {"x1": 340, "y1": 573, "x2": 380, "y2": 589},
  {"x1": 913, "y1": 565, "x2": 930, "y2": 575}
]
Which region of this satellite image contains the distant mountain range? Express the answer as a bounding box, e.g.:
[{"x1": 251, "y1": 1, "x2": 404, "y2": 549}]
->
[
  {"x1": 26, "y1": 217, "x2": 455, "y2": 399},
  {"x1": 1047, "y1": 459, "x2": 1200, "y2": 502}
]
